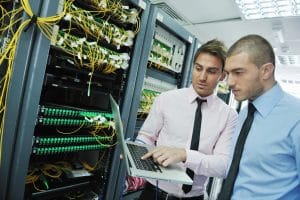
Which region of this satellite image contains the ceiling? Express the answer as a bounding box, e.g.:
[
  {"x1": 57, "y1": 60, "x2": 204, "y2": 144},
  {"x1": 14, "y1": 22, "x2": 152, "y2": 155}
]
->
[{"x1": 151, "y1": 0, "x2": 300, "y2": 98}]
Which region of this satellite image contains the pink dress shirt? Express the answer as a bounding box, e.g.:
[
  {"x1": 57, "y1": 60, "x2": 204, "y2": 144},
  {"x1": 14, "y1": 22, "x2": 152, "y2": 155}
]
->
[{"x1": 136, "y1": 85, "x2": 237, "y2": 198}]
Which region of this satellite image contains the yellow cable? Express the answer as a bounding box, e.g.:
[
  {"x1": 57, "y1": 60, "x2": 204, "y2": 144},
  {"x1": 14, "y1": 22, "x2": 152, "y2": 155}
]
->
[
  {"x1": 41, "y1": 164, "x2": 62, "y2": 178},
  {"x1": 33, "y1": 179, "x2": 46, "y2": 192},
  {"x1": 80, "y1": 150, "x2": 107, "y2": 171}
]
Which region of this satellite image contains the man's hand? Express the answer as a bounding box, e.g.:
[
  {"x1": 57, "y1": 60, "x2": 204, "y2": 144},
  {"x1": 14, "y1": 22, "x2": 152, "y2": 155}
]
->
[{"x1": 141, "y1": 146, "x2": 186, "y2": 167}]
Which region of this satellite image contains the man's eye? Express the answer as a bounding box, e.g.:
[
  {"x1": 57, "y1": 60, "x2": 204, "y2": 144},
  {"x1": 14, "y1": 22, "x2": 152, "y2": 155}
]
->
[
  {"x1": 208, "y1": 70, "x2": 218, "y2": 74},
  {"x1": 235, "y1": 71, "x2": 243, "y2": 75},
  {"x1": 195, "y1": 66, "x2": 202, "y2": 71}
]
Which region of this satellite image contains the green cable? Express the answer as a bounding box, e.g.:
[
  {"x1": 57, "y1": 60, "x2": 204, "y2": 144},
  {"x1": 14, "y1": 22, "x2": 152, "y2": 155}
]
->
[{"x1": 40, "y1": 174, "x2": 49, "y2": 190}]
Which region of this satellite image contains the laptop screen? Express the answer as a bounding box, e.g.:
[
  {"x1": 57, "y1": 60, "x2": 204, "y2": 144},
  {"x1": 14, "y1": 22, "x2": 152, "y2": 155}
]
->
[{"x1": 109, "y1": 95, "x2": 131, "y2": 174}]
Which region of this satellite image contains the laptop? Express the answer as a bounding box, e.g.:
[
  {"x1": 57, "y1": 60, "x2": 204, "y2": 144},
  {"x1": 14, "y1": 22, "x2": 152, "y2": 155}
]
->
[{"x1": 109, "y1": 95, "x2": 193, "y2": 185}]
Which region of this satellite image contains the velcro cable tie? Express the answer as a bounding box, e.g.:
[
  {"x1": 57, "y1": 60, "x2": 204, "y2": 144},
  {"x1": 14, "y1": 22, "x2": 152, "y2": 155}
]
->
[{"x1": 24, "y1": 14, "x2": 38, "y2": 32}]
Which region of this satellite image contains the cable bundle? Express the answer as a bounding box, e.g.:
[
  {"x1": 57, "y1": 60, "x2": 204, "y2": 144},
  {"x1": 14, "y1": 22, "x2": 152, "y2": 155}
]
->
[
  {"x1": 64, "y1": 3, "x2": 136, "y2": 49},
  {"x1": 53, "y1": 30, "x2": 130, "y2": 73},
  {"x1": 80, "y1": 0, "x2": 140, "y2": 26}
]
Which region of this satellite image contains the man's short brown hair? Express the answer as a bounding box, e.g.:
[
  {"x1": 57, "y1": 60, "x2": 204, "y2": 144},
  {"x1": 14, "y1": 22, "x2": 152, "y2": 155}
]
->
[
  {"x1": 227, "y1": 34, "x2": 275, "y2": 68},
  {"x1": 194, "y1": 39, "x2": 227, "y2": 70}
]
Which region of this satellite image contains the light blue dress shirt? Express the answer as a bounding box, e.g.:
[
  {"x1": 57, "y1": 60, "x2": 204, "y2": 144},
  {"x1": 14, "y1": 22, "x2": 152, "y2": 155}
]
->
[{"x1": 231, "y1": 84, "x2": 300, "y2": 200}]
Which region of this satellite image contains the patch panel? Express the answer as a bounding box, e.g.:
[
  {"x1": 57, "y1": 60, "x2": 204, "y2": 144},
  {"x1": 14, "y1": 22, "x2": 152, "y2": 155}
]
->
[
  {"x1": 148, "y1": 25, "x2": 186, "y2": 73},
  {"x1": 52, "y1": 29, "x2": 130, "y2": 73},
  {"x1": 138, "y1": 76, "x2": 177, "y2": 116},
  {"x1": 143, "y1": 76, "x2": 177, "y2": 93},
  {"x1": 78, "y1": 0, "x2": 139, "y2": 25},
  {"x1": 138, "y1": 89, "x2": 160, "y2": 115},
  {"x1": 34, "y1": 136, "x2": 112, "y2": 146},
  {"x1": 64, "y1": 4, "x2": 136, "y2": 49},
  {"x1": 39, "y1": 105, "x2": 113, "y2": 119},
  {"x1": 37, "y1": 117, "x2": 112, "y2": 126},
  {"x1": 150, "y1": 38, "x2": 172, "y2": 65},
  {"x1": 32, "y1": 144, "x2": 110, "y2": 155}
]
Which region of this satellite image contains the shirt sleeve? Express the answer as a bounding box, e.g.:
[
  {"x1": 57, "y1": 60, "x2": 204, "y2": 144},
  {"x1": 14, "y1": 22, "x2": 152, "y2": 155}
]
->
[
  {"x1": 184, "y1": 108, "x2": 238, "y2": 178},
  {"x1": 135, "y1": 94, "x2": 164, "y2": 146},
  {"x1": 291, "y1": 120, "x2": 300, "y2": 183}
]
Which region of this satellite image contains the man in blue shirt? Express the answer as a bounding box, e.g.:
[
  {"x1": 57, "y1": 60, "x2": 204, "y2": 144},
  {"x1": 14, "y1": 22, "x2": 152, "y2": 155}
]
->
[{"x1": 220, "y1": 34, "x2": 300, "y2": 199}]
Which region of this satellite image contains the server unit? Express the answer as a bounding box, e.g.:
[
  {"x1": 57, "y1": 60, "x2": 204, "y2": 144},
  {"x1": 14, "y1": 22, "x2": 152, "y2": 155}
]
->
[{"x1": 0, "y1": 0, "x2": 150, "y2": 199}]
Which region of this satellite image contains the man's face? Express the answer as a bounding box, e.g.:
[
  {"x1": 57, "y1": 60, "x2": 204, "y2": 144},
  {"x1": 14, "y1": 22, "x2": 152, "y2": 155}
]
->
[
  {"x1": 225, "y1": 52, "x2": 264, "y2": 101},
  {"x1": 191, "y1": 52, "x2": 223, "y2": 97}
]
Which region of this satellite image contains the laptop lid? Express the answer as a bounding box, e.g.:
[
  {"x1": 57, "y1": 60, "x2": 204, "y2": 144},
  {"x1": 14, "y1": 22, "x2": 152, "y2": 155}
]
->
[
  {"x1": 110, "y1": 94, "x2": 193, "y2": 185},
  {"x1": 109, "y1": 95, "x2": 131, "y2": 174}
]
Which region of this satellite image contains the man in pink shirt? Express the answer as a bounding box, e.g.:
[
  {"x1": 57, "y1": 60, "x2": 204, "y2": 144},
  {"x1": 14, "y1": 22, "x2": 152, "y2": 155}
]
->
[{"x1": 137, "y1": 39, "x2": 238, "y2": 200}]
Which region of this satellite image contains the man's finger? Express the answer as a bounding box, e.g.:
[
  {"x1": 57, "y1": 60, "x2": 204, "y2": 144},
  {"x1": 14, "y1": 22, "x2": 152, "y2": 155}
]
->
[
  {"x1": 141, "y1": 151, "x2": 153, "y2": 159},
  {"x1": 141, "y1": 147, "x2": 161, "y2": 159},
  {"x1": 156, "y1": 154, "x2": 168, "y2": 165},
  {"x1": 141, "y1": 146, "x2": 168, "y2": 160},
  {"x1": 162, "y1": 157, "x2": 174, "y2": 167}
]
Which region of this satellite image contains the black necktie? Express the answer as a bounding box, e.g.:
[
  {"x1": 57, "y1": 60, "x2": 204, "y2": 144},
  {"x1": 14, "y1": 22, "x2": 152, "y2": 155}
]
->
[
  {"x1": 218, "y1": 103, "x2": 256, "y2": 200},
  {"x1": 182, "y1": 98, "x2": 206, "y2": 193}
]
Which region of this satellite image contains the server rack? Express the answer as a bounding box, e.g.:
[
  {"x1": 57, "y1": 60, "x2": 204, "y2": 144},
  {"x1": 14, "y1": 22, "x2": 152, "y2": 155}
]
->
[
  {"x1": 186, "y1": 39, "x2": 201, "y2": 85},
  {"x1": 118, "y1": 4, "x2": 196, "y2": 199},
  {"x1": 127, "y1": 4, "x2": 195, "y2": 141},
  {"x1": 0, "y1": 0, "x2": 150, "y2": 199}
]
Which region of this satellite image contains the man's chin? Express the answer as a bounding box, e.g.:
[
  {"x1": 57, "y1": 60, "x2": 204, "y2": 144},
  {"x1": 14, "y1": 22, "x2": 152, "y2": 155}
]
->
[
  {"x1": 196, "y1": 90, "x2": 212, "y2": 97},
  {"x1": 234, "y1": 95, "x2": 246, "y2": 102}
]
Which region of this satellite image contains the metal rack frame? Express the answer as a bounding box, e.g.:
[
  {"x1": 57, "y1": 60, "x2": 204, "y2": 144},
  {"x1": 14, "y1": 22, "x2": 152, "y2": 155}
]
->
[{"x1": 0, "y1": 0, "x2": 150, "y2": 199}]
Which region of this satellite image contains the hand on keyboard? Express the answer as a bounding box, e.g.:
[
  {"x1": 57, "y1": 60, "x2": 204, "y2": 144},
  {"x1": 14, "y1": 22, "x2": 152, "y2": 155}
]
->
[
  {"x1": 127, "y1": 144, "x2": 161, "y2": 172},
  {"x1": 141, "y1": 146, "x2": 186, "y2": 167}
]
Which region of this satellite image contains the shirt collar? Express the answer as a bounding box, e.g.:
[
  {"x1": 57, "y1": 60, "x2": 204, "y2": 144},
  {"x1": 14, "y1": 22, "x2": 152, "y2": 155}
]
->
[
  {"x1": 252, "y1": 83, "x2": 283, "y2": 118},
  {"x1": 188, "y1": 85, "x2": 214, "y2": 106}
]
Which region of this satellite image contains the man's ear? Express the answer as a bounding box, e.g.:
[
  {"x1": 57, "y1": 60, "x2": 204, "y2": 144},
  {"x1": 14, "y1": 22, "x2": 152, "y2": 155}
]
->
[{"x1": 260, "y1": 63, "x2": 274, "y2": 80}]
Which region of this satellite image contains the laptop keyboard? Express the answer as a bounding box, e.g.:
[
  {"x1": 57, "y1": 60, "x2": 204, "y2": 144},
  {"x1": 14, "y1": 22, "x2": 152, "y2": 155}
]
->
[{"x1": 127, "y1": 143, "x2": 161, "y2": 172}]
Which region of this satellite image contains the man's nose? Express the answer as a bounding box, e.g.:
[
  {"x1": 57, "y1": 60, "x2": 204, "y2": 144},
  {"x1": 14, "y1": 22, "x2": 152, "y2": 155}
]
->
[
  {"x1": 227, "y1": 74, "x2": 235, "y2": 88},
  {"x1": 199, "y1": 71, "x2": 207, "y2": 80}
]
